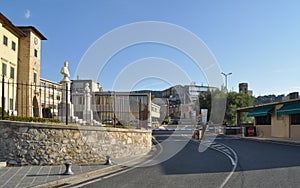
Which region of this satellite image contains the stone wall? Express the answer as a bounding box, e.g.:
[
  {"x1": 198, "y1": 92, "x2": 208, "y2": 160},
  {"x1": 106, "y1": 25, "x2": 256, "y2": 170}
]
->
[{"x1": 0, "y1": 121, "x2": 152, "y2": 166}]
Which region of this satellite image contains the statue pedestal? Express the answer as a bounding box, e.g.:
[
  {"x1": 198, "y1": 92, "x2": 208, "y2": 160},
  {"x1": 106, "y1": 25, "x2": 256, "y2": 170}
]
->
[
  {"x1": 82, "y1": 82, "x2": 93, "y2": 124},
  {"x1": 83, "y1": 110, "x2": 93, "y2": 124},
  {"x1": 58, "y1": 80, "x2": 74, "y2": 123},
  {"x1": 58, "y1": 103, "x2": 74, "y2": 123}
]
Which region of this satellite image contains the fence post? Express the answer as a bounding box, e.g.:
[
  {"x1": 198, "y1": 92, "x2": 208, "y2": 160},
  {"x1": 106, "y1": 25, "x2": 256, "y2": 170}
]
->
[
  {"x1": 66, "y1": 83, "x2": 68, "y2": 125},
  {"x1": 2, "y1": 75, "x2": 4, "y2": 120},
  {"x1": 113, "y1": 92, "x2": 116, "y2": 128}
]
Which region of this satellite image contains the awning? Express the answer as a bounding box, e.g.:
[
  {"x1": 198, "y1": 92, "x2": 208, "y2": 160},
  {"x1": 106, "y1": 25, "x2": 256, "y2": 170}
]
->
[
  {"x1": 247, "y1": 106, "x2": 273, "y2": 117},
  {"x1": 277, "y1": 103, "x2": 300, "y2": 115}
]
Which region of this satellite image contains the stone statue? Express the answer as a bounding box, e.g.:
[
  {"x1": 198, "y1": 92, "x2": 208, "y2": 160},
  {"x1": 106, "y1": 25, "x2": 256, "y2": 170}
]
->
[
  {"x1": 60, "y1": 61, "x2": 70, "y2": 81},
  {"x1": 84, "y1": 83, "x2": 91, "y2": 111},
  {"x1": 83, "y1": 82, "x2": 93, "y2": 123},
  {"x1": 58, "y1": 61, "x2": 74, "y2": 123},
  {"x1": 85, "y1": 83, "x2": 90, "y2": 93}
]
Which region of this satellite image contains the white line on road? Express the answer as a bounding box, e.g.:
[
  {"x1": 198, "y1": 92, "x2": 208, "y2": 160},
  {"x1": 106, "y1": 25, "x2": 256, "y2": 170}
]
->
[
  {"x1": 188, "y1": 135, "x2": 238, "y2": 188},
  {"x1": 205, "y1": 142, "x2": 238, "y2": 188}
]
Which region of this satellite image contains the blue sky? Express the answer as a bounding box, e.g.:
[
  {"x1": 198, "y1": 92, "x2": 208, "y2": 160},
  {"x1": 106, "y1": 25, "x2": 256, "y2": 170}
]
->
[{"x1": 1, "y1": 0, "x2": 300, "y2": 96}]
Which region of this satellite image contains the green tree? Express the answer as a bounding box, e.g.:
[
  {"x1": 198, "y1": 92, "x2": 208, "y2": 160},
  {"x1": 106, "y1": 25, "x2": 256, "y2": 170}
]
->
[
  {"x1": 225, "y1": 92, "x2": 254, "y2": 125},
  {"x1": 199, "y1": 90, "x2": 211, "y2": 120},
  {"x1": 199, "y1": 87, "x2": 227, "y2": 124},
  {"x1": 199, "y1": 90, "x2": 254, "y2": 125}
]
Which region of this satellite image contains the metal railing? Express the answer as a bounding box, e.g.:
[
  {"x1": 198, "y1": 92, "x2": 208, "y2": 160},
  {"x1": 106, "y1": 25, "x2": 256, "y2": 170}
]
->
[
  {"x1": 1, "y1": 76, "x2": 151, "y2": 128},
  {"x1": 0, "y1": 75, "x2": 64, "y2": 120}
]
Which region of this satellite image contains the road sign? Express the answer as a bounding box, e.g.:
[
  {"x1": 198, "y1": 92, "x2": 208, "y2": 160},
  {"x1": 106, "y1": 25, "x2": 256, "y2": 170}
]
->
[{"x1": 245, "y1": 126, "x2": 256, "y2": 137}]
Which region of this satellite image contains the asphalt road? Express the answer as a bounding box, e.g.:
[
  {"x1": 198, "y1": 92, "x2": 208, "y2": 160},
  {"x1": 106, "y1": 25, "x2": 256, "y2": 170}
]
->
[
  {"x1": 216, "y1": 135, "x2": 300, "y2": 188},
  {"x1": 82, "y1": 131, "x2": 300, "y2": 188}
]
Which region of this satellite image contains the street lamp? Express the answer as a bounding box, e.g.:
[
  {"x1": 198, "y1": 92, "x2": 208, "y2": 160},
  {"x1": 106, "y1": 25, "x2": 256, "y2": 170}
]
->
[{"x1": 221, "y1": 72, "x2": 232, "y2": 91}]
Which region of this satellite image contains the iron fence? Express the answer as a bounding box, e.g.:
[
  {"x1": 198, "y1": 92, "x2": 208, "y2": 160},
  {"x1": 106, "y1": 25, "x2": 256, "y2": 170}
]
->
[
  {"x1": 0, "y1": 76, "x2": 151, "y2": 128},
  {"x1": 0, "y1": 76, "x2": 64, "y2": 120}
]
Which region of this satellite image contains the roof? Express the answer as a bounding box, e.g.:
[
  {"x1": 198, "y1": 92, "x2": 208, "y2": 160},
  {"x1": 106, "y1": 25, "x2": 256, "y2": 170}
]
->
[
  {"x1": 0, "y1": 13, "x2": 46, "y2": 40},
  {"x1": 17, "y1": 26, "x2": 47, "y2": 40},
  {"x1": 237, "y1": 98, "x2": 300, "y2": 113},
  {"x1": 94, "y1": 91, "x2": 150, "y2": 96},
  {"x1": 40, "y1": 78, "x2": 60, "y2": 85},
  {"x1": 0, "y1": 13, "x2": 26, "y2": 38}
]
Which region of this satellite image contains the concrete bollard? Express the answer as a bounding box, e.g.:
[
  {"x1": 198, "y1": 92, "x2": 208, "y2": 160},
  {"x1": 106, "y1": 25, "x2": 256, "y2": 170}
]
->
[
  {"x1": 63, "y1": 162, "x2": 74, "y2": 175},
  {"x1": 105, "y1": 155, "x2": 112, "y2": 165}
]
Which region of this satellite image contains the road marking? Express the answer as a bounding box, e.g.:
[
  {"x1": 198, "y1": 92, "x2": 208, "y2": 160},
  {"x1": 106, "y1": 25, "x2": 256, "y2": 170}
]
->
[
  {"x1": 209, "y1": 143, "x2": 237, "y2": 166},
  {"x1": 203, "y1": 142, "x2": 238, "y2": 188},
  {"x1": 188, "y1": 135, "x2": 238, "y2": 188},
  {"x1": 63, "y1": 166, "x2": 135, "y2": 188}
]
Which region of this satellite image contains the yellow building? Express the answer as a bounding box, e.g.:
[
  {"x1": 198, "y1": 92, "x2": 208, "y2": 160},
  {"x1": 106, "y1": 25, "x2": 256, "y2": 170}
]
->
[
  {"x1": 0, "y1": 13, "x2": 23, "y2": 115},
  {"x1": 237, "y1": 97, "x2": 300, "y2": 140},
  {"x1": 0, "y1": 13, "x2": 46, "y2": 117},
  {"x1": 17, "y1": 26, "x2": 46, "y2": 117}
]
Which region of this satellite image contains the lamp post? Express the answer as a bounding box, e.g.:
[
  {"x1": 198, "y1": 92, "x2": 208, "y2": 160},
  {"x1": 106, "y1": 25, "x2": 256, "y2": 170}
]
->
[{"x1": 221, "y1": 72, "x2": 232, "y2": 91}]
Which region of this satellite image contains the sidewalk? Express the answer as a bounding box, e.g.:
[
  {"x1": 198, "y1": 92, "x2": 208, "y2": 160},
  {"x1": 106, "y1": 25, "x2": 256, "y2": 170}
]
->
[
  {"x1": 0, "y1": 155, "x2": 151, "y2": 188},
  {"x1": 0, "y1": 162, "x2": 111, "y2": 188},
  {"x1": 0, "y1": 142, "x2": 159, "y2": 188},
  {"x1": 0, "y1": 153, "x2": 156, "y2": 188}
]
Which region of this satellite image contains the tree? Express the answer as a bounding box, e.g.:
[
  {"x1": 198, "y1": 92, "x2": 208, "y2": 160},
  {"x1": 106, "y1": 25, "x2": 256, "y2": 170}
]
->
[
  {"x1": 225, "y1": 92, "x2": 254, "y2": 125},
  {"x1": 199, "y1": 90, "x2": 254, "y2": 125},
  {"x1": 199, "y1": 87, "x2": 226, "y2": 125},
  {"x1": 198, "y1": 90, "x2": 211, "y2": 120}
]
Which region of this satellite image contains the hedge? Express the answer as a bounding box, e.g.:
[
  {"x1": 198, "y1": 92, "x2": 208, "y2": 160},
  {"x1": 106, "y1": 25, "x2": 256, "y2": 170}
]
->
[{"x1": 5, "y1": 116, "x2": 60, "y2": 123}]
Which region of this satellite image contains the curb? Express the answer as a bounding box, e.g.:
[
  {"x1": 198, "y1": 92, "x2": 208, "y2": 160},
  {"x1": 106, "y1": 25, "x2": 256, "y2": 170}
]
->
[
  {"x1": 34, "y1": 164, "x2": 122, "y2": 188},
  {"x1": 34, "y1": 144, "x2": 159, "y2": 188},
  {"x1": 223, "y1": 134, "x2": 300, "y2": 146},
  {"x1": 241, "y1": 137, "x2": 300, "y2": 146}
]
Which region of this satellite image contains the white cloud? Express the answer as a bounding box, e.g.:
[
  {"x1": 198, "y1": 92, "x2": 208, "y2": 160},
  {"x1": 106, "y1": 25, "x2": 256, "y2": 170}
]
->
[{"x1": 24, "y1": 9, "x2": 31, "y2": 19}]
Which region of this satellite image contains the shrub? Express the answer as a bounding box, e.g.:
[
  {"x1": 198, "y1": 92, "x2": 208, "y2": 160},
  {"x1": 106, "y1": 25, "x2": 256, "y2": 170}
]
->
[
  {"x1": 0, "y1": 107, "x2": 8, "y2": 117},
  {"x1": 5, "y1": 116, "x2": 60, "y2": 124}
]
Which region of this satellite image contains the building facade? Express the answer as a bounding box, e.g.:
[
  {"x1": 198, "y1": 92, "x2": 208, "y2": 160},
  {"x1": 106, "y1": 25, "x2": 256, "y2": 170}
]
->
[
  {"x1": 71, "y1": 81, "x2": 157, "y2": 127},
  {"x1": 71, "y1": 79, "x2": 102, "y2": 119},
  {"x1": 93, "y1": 92, "x2": 151, "y2": 127},
  {"x1": 16, "y1": 27, "x2": 46, "y2": 117},
  {"x1": 237, "y1": 93, "x2": 300, "y2": 139},
  {"x1": 239, "y1": 82, "x2": 253, "y2": 96},
  {"x1": 0, "y1": 13, "x2": 23, "y2": 115},
  {"x1": 40, "y1": 78, "x2": 61, "y2": 118},
  {"x1": 0, "y1": 13, "x2": 46, "y2": 117},
  {"x1": 161, "y1": 84, "x2": 211, "y2": 123}
]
